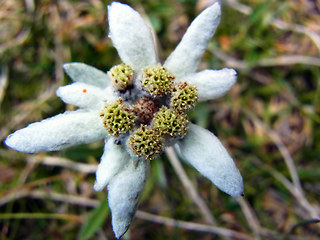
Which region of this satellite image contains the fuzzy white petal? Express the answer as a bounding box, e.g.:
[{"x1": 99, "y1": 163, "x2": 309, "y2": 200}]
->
[
  {"x1": 108, "y1": 159, "x2": 149, "y2": 239},
  {"x1": 63, "y1": 63, "x2": 109, "y2": 88},
  {"x1": 179, "y1": 68, "x2": 237, "y2": 101},
  {"x1": 177, "y1": 123, "x2": 243, "y2": 197},
  {"x1": 108, "y1": 2, "x2": 157, "y2": 71},
  {"x1": 5, "y1": 110, "x2": 106, "y2": 153},
  {"x1": 94, "y1": 138, "x2": 130, "y2": 191},
  {"x1": 56, "y1": 82, "x2": 106, "y2": 109},
  {"x1": 164, "y1": 3, "x2": 221, "y2": 77}
]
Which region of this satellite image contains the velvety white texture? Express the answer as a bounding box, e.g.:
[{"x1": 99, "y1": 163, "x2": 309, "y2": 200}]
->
[
  {"x1": 164, "y1": 3, "x2": 221, "y2": 77},
  {"x1": 179, "y1": 68, "x2": 237, "y2": 101},
  {"x1": 94, "y1": 138, "x2": 130, "y2": 191},
  {"x1": 108, "y1": 159, "x2": 149, "y2": 239},
  {"x1": 177, "y1": 123, "x2": 243, "y2": 197},
  {"x1": 5, "y1": 110, "x2": 106, "y2": 153},
  {"x1": 63, "y1": 63, "x2": 109, "y2": 88},
  {"x1": 108, "y1": 2, "x2": 157, "y2": 71},
  {"x1": 5, "y1": 2, "x2": 244, "y2": 238},
  {"x1": 56, "y1": 82, "x2": 106, "y2": 109}
]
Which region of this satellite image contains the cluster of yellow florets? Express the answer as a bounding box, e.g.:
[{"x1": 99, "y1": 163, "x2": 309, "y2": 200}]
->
[
  {"x1": 108, "y1": 63, "x2": 135, "y2": 91},
  {"x1": 141, "y1": 65, "x2": 175, "y2": 97},
  {"x1": 152, "y1": 106, "x2": 188, "y2": 139},
  {"x1": 171, "y1": 82, "x2": 198, "y2": 113},
  {"x1": 100, "y1": 64, "x2": 198, "y2": 160},
  {"x1": 127, "y1": 125, "x2": 163, "y2": 160},
  {"x1": 100, "y1": 98, "x2": 135, "y2": 137}
]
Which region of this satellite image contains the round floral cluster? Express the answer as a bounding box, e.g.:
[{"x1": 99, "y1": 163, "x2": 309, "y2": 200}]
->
[
  {"x1": 108, "y1": 63, "x2": 135, "y2": 91},
  {"x1": 128, "y1": 125, "x2": 162, "y2": 160},
  {"x1": 171, "y1": 82, "x2": 198, "y2": 113},
  {"x1": 100, "y1": 63, "x2": 198, "y2": 160},
  {"x1": 100, "y1": 98, "x2": 135, "y2": 137},
  {"x1": 152, "y1": 106, "x2": 188, "y2": 139},
  {"x1": 141, "y1": 65, "x2": 175, "y2": 97}
]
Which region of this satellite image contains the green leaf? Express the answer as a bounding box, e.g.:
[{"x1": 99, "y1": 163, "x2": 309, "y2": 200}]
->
[{"x1": 78, "y1": 199, "x2": 109, "y2": 240}]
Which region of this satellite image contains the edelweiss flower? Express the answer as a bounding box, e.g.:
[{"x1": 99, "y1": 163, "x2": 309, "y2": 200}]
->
[{"x1": 5, "y1": 2, "x2": 243, "y2": 239}]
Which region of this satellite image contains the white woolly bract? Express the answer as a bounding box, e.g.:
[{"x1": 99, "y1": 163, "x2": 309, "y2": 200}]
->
[
  {"x1": 108, "y1": 159, "x2": 149, "y2": 239},
  {"x1": 179, "y1": 68, "x2": 237, "y2": 101},
  {"x1": 164, "y1": 3, "x2": 221, "y2": 77},
  {"x1": 5, "y1": 110, "x2": 106, "y2": 153},
  {"x1": 177, "y1": 123, "x2": 243, "y2": 197},
  {"x1": 108, "y1": 2, "x2": 157, "y2": 71},
  {"x1": 56, "y1": 82, "x2": 106, "y2": 110},
  {"x1": 63, "y1": 62, "x2": 109, "y2": 88},
  {"x1": 94, "y1": 138, "x2": 130, "y2": 191}
]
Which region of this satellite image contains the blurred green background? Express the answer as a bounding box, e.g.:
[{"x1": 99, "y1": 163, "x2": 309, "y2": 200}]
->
[{"x1": 0, "y1": 0, "x2": 319, "y2": 239}]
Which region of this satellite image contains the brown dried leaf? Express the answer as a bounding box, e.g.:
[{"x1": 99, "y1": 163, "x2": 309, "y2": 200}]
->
[
  {"x1": 262, "y1": 189, "x2": 293, "y2": 232},
  {"x1": 0, "y1": 163, "x2": 16, "y2": 183},
  {"x1": 273, "y1": 110, "x2": 310, "y2": 155}
]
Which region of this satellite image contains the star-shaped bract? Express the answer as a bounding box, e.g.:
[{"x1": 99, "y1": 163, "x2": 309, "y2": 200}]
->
[{"x1": 5, "y1": 2, "x2": 243, "y2": 239}]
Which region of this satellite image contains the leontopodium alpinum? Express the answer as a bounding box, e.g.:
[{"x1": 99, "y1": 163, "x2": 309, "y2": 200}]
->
[{"x1": 5, "y1": 2, "x2": 243, "y2": 239}]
